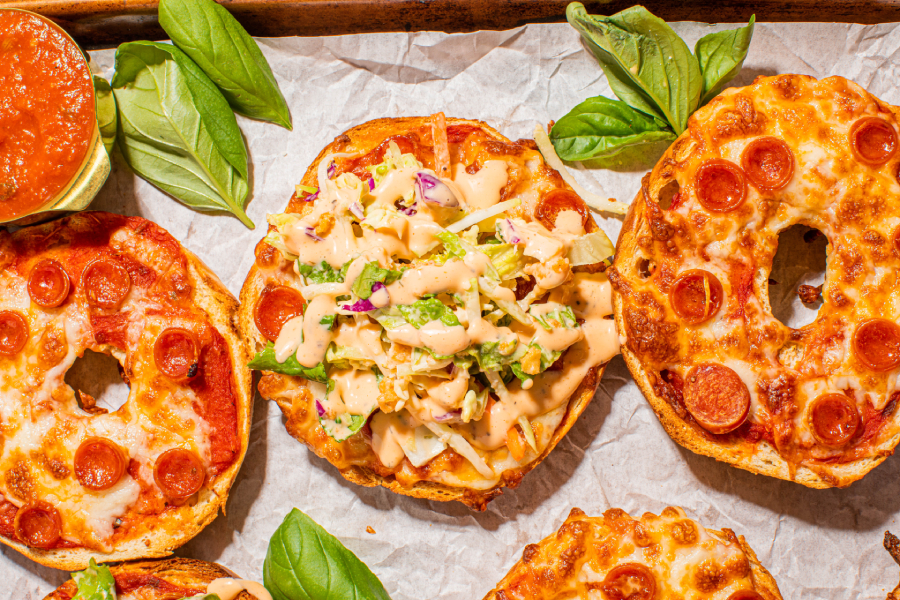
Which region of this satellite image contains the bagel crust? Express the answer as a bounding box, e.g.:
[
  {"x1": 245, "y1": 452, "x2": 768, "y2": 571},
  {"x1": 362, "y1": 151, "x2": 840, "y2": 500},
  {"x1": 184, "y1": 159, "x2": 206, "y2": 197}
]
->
[
  {"x1": 483, "y1": 506, "x2": 783, "y2": 600},
  {"x1": 239, "y1": 116, "x2": 618, "y2": 509},
  {"x1": 611, "y1": 74, "x2": 900, "y2": 488},
  {"x1": 0, "y1": 212, "x2": 252, "y2": 569},
  {"x1": 44, "y1": 557, "x2": 259, "y2": 600}
]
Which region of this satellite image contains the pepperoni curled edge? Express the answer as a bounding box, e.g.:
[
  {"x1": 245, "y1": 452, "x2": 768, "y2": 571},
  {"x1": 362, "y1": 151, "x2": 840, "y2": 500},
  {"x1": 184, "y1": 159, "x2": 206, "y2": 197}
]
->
[
  {"x1": 154, "y1": 448, "x2": 205, "y2": 499},
  {"x1": 27, "y1": 259, "x2": 71, "y2": 308},
  {"x1": 694, "y1": 159, "x2": 747, "y2": 213},
  {"x1": 727, "y1": 592, "x2": 765, "y2": 600},
  {"x1": 669, "y1": 270, "x2": 723, "y2": 325},
  {"x1": 255, "y1": 285, "x2": 305, "y2": 342},
  {"x1": 83, "y1": 257, "x2": 132, "y2": 309},
  {"x1": 0, "y1": 311, "x2": 28, "y2": 356},
  {"x1": 683, "y1": 363, "x2": 751, "y2": 435},
  {"x1": 599, "y1": 563, "x2": 656, "y2": 600},
  {"x1": 534, "y1": 189, "x2": 591, "y2": 231},
  {"x1": 154, "y1": 328, "x2": 200, "y2": 381},
  {"x1": 741, "y1": 137, "x2": 795, "y2": 190},
  {"x1": 809, "y1": 394, "x2": 860, "y2": 447},
  {"x1": 850, "y1": 116, "x2": 898, "y2": 166},
  {"x1": 853, "y1": 318, "x2": 900, "y2": 372},
  {"x1": 14, "y1": 502, "x2": 61, "y2": 548},
  {"x1": 74, "y1": 437, "x2": 128, "y2": 491}
]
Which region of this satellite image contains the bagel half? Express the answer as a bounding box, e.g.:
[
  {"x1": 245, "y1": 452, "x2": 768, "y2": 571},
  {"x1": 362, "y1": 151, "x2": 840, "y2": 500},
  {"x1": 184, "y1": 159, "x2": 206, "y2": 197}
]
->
[
  {"x1": 610, "y1": 74, "x2": 900, "y2": 488},
  {"x1": 239, "y1": 116, "x2": 618, "y2": 509},
  {"x1": 0, "y1": 212, "x2": 252, "y2": 569}
]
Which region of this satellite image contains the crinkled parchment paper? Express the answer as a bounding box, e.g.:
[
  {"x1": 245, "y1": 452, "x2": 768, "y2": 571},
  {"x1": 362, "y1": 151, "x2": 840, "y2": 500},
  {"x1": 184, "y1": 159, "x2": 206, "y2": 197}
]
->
[{"x1": 7, "y1": 20, "x2": 900, "y2": 600}]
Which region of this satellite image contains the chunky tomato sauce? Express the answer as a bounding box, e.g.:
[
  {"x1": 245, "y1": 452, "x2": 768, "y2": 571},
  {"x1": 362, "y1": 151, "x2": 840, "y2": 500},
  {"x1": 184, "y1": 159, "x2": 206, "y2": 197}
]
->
[{"x1": 0, "y1": 10, "x2": 94, "y2": 220}]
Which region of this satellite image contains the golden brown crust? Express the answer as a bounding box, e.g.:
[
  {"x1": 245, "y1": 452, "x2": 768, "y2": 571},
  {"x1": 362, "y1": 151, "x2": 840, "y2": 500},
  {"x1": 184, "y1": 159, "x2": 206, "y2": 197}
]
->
[
  {"x1": 239, "y1": 116, "x2": 608, "y2": 509},
  {"x1": 0, "y1": 213, "x2": 253, "y2": 569},
  {"x1": 612, "y1": 74, "x2": 900, "y2": 488},
  {"x1": 483, "y1": 507, "x2": 783, "y2": 600},
  {"x1": 44, "y1": 557, "x2": 258, "y2": 600}
]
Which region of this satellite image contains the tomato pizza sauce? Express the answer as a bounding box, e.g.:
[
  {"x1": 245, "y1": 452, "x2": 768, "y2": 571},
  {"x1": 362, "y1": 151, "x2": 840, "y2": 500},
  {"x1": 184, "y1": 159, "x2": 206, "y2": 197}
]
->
[{"x1": 0, "y1": 10, "x2": 95, "y2": 220}]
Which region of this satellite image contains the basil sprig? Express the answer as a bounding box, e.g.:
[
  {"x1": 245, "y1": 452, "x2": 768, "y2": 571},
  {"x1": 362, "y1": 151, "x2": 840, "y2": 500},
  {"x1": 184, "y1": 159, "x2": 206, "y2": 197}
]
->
[
  {"x1": 551, "y1": 3, "x2": 754, "y2": 161},
  {"x1": 112, "y1": 41, "x2": 253, "y2": 228},
  {"x1": 264, "y1": 508, "x2": 391, "y2": 600},
  {"x1": 159, "y1": 0, "x2": 292, "y2": 130}
]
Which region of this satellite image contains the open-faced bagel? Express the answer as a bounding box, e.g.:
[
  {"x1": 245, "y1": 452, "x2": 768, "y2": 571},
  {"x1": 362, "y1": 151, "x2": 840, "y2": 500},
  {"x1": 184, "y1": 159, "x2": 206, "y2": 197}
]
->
[
  {"x1": 0, "y1": 212, "x2": 252, "y2": 569},
  {"x1": 484, "y1": 506, "x2": 783, "y2": 600},
  {"x1": 239, "y1": 116, "x2": 619, "y2": 509},
  {"x1": 610, "y1": 74, "x2": 900, "y2": 487},
  {"x1": 44, "y1": 557, "x2": 262, "y2": 600}
]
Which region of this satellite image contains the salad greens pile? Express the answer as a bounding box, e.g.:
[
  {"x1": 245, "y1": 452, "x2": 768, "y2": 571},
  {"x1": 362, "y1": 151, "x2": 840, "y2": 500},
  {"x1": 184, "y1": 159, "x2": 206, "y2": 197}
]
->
[
  {"x1": 549, "y1": 3, "x2": 754, "y2": 161},
  {"x1": 93, "y1": 0, "x2": 292, "y2": 228}
]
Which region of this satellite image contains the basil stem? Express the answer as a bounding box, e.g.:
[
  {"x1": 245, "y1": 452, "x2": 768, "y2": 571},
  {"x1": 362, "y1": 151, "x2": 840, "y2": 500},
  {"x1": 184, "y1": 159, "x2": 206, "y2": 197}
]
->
[
  {"x1": 159, "y1": 0, "x2": 292, "y2": 130},
  {"x1": 695, "y1": 15, "x2": 756, "y2": 105},
  {"x1": 112, "y1": 41, "x2": 254, "y2": 228}
]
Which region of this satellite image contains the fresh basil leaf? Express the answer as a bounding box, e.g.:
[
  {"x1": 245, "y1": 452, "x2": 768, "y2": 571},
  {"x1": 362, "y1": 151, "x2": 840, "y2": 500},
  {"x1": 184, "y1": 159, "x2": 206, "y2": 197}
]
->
[
  {"x1": 264, "y1": 508, "x2": 391, "y2": 600},
  {"x1": 248, "y1": 342, "x2": 328, "y2": 382},
  {"x1": 159, "y1": 0, "x2": 292, "y2": 130},
  {"x1": 93, "y1": 76, "x2": 118, "y2": 155},
  {"x1": 550, "y1": 95, "x2": 675, "y2": 161},
  {"x1": 112, "y1": 41, "x2": 254, "y2": 228},
  {"x1": 695, "y1": 15, "x2": 756, "y2": 105},
  {"x1": 71, "y1": 558, "x2": 116, "y2": 600},
  {"x1": 566, "y1": 2, "x2": 702, "y2": 134},
  {"x1": 298, "y1": 260, "x2": 344, "y2": 284},
  {"x1": 396, "y1": 298, "x2": 460, "y2": 329},
  {"x1": 351, "y1": 262, "x2": 404, "y2": 299}
]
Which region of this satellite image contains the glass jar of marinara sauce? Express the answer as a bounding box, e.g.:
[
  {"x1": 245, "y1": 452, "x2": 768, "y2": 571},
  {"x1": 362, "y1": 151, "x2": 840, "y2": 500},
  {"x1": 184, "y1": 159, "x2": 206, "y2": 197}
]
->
[{"x1": 0, "y1": 9, "x2": 109, "y2": 225}]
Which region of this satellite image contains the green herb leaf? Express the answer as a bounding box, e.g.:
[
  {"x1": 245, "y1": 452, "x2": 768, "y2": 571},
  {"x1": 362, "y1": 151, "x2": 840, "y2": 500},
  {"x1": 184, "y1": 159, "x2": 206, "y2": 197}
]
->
[
  {"x1": 298, "y1": 260, "x2": 345, "y2": 284},
  {"x1": 264, "y1": 508, "x2": 391, "y2": 600},
  {"x1": 695, "y1": 15, "x2": 756, "y2": 105},
  {"x1": 566, "y1": 2, "x2": 702, "y2": 134},
  {"x1": 248, "y1": 342, "x2": 328, "y2": 382},
  {"x1": 71, "y1": 558, "x2": 117, "y2": 600},
  {"x1": 93, "y1": 76, "x2": 118, "y2": 155},
  {"x1": 550, "y1": 95, "x2": 676, "y2": 161},
  {"x1": 397, "y1": 298, "x2": 461, "y2": 329},
  {"x1": 351, "y1": 262, "x2": 404, "y2": 299},
  {"x1": 159, "y1": 0, "x2": 292, "y2": 129},
  {"x1": 112, "y1": 41, "x2": 254, "y2": 228}
]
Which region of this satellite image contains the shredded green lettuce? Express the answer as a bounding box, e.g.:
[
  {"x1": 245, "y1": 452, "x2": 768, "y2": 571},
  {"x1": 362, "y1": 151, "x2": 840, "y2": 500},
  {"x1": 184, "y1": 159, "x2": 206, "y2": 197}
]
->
[
  {"x1": 298, "y1": 260, "x2": 345, "y2": 284},
  {"x1": 530, "y1": 305, "x2": 578, "y2": 330},
  {"x1": 71, "y1": 558, "x2": 117, "y2": 600},
  {"x1": 396, "y1": 298, "x2": 461, "y2": 329},
  {"x1": 351, "y1": 262, "x2": 404, "y2": 299},
  {"x1": 248, "y1": 342, "x2": 328, "y2": 383},
  {"x1": 567, "y1": 229, "x2": 615, "y2": 265},
  {"x1": 326, "y1": 345, "x2": 376, "y2": 370}
]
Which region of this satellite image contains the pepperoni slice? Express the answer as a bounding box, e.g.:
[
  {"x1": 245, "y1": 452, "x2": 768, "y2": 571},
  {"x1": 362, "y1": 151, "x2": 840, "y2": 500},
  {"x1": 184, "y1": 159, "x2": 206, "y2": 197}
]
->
[
  {"x1": 669, "y1": 270, "x2": 723, "y2": 325},
  {"x1": 534, "y1": 189, "x2": 591, "y2": 231},
  {"x1": 0, "y1": 311, "x2": 28, "y2": 356},
  {"x1": 254, "y1": 285, "x2": 305, "y2": 342},
  {"x1": 741, "y1": 137, "x2": 795, "y2": 190},
  {"x1": 694, "y1": 159, "x2": 747, "y2": 212},
  {"x1": 850, "y1": 116, "x2": 898, "y2": 166},
  {"x1": 27, "y1": 259, "x2": 71, "y2": 308},
  {"x1": 600, "y1": 563, "x2": 656, "y2": 600},
  {"x1": 14, "y1": 502, "x2": 61, "y2": 548},
  {"x1": 154, "y1": 328, "x2": 200, "y2": 381},
  {"x1": 74, "y1": 437, "x2": 127, "y2": 491},
  {"x1": 683, "y1": 364, "x2": 751, "y2": 435},
  {"x1": 154, "y1": 448, "x2": 205, "y2": 499},
  {"x1": 853, "y1": 318, "x2": 900, "y2": 372},
  {"x1": 727, "y1": 592, "x2": 764, "y2": 600},
  {"x1": 809, "y1": 394, "x2": 860, "y2": 447},
  {"x1": 83, "y1": 257, "x2": 132, "y2": 309}
]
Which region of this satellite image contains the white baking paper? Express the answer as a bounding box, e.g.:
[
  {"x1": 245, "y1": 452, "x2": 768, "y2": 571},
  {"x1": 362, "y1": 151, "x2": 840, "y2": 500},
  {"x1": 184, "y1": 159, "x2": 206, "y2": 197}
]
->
[{"x1": 6, "y1": 20, "x2": 900, "y2": 600}]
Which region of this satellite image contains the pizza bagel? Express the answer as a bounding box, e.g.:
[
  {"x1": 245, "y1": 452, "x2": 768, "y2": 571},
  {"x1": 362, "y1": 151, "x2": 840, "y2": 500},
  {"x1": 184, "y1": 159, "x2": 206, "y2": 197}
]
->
[
  {"x1": 44, "y1": 557, "x2": 266, "y2": 600},
  {"x1": 0, "y1": 212, "x2": 252, "y2": 569},
  {"x1": 610, "y1": 74, "x2": 900, "y2": 487},
  {"x1": 483, "y1": 506, "x2": 782, "y2": 600},
  {"x1": 239, "y1": 115, "x2": 619, "y2": 509}
]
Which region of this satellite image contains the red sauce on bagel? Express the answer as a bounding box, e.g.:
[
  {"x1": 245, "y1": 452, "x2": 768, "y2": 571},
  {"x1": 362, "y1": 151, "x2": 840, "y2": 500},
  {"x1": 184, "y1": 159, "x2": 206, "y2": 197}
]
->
[{"x1": 0, "y1": 11, "x2": 95, "y2": 220}]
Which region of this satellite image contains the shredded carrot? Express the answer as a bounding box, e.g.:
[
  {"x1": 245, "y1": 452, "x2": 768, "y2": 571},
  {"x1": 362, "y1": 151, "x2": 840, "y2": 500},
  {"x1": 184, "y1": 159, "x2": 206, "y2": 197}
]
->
[
  {"x1": 507, "y1": 425, "x2": 526, "y2": 462},
  {"x1": 431, "y1": 112, "x2": 451, "y2": 179}
]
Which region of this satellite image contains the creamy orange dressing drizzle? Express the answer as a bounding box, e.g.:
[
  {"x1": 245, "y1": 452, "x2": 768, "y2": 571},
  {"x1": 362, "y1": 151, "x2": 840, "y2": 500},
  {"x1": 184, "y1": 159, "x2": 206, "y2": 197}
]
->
[
  {"x1": 207, "y1": 578, "x2": 273, "y2": 600},
  {"x1": 452, "y1": 160, "x2": 509, "y2": 210}
]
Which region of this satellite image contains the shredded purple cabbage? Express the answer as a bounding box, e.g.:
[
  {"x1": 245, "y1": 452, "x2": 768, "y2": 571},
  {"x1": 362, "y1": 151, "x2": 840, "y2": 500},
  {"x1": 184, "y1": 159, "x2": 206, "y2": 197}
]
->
[
  {"x1": 341, "y1": 298, "x2": 377, "y2": 312},
  {"x1": 434, "y1": 409, "x2": 462, "y2": 422},
  {"x1": 415, "y1": 172, "x2": 459, "y2": 208},
  {"x1": 349, "y1": 202, "x2": 365, "y2": 219},
  {"x1": 304, "y1": 226, "x2": 323, "y2": 242},
  {"x1": 304, "y1": 191, "x2": 319, "y2": 202},
  {"x1": 316, "y1": 400, "x2": 325, "y2": 417},
  {"x1": 498, "y1": 218, "x2": 521, "y2": 244},
  {"x1": 327, "y1": 161, "x2": 336, "y2": 178},
  {"x1": 368, "y1": 178, "x2": 376, "y2": 191},
  {"x1": 399, "y1": 203, "x2": 418, "y2": 216}
]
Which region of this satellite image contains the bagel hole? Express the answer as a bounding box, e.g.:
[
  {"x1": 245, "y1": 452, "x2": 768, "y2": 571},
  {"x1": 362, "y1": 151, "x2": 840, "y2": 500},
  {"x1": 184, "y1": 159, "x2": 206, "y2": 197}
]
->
[
  {"x1": 769, "y1": 224, "x2": 827, "y2": 329},
  {"x1": 657, "y1": 180, "x2": 680, "y2": 210},
  {"x1": 65, "y1": 350, "x2": 130, "y2": 414},
  {"x1": 637, "y1": 258, "x2": 656, "y2": 279}
]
